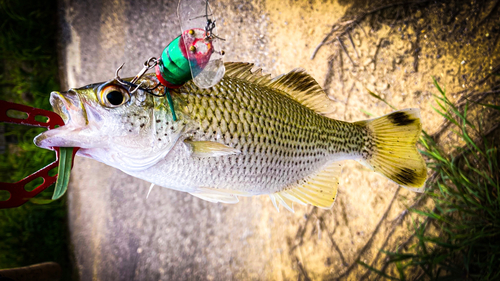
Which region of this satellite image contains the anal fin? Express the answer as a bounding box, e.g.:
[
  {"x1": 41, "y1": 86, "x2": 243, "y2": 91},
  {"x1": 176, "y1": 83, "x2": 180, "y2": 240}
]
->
[
  {"x1": 271, "y1": 162, "x2": 342, "y2": 211},
  {"x1": 269, "y1": 193, "x2": 296, "y2": 213}
]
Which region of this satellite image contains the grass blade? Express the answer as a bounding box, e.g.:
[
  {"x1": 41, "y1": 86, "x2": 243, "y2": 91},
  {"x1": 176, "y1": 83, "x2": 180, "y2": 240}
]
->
[
  {"x1": 52, "y1": 147, "x2": 73, "y2": 200},
  {"x1": 365, "y1": 88, "x2": 398, "y2": 110}
]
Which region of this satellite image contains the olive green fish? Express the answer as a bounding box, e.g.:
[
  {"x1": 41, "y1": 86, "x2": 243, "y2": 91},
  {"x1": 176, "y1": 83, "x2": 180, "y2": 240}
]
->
[{"x1": 34, "y1": 62, "x2": 427, "y2": 212}]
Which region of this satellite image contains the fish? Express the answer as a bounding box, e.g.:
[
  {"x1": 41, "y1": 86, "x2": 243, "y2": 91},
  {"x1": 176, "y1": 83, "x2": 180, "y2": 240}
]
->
[{"x1": 34, "y1": 62, "x2": 427, "y2": 212}]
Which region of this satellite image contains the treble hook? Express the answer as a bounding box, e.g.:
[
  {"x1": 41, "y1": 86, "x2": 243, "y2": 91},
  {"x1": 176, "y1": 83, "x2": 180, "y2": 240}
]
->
[
  {"x1": 114, "y1": 58, "x2": 163, "y2": 95},
  {"x1": 115, "y1": 63, "x2": 126, "y2": 81},
  {"x1": 131, "y1": 57, "x2": 158, "y2": 84}
]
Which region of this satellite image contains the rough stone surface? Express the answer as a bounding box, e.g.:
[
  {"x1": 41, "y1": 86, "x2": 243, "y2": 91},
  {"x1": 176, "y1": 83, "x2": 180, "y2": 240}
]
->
[{"x1": 58, "y1": 0, "x2": 500, "y2": 280}]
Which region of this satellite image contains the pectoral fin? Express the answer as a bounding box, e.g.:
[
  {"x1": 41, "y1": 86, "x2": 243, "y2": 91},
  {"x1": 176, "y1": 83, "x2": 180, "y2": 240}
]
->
[{"x1": 184, "y1": 140, "x2": 241, "y2": 158}]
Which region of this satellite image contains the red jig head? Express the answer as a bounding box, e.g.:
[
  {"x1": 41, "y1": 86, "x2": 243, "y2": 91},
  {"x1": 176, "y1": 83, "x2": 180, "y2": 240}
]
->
[{"x1": 0, "y1": 100, "x2": 78, "y2": 209}]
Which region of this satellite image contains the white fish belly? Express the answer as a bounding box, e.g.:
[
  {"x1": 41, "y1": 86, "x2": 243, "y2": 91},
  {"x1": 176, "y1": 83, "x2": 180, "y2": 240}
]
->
[{"x1": 126, "y1": 142, "x2": 336, "y2": 195}]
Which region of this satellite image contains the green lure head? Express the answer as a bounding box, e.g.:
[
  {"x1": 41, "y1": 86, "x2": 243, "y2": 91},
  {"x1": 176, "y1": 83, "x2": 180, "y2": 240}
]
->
[{"x1": 156, "y1": 28, "x2": 216, "y2": 89}]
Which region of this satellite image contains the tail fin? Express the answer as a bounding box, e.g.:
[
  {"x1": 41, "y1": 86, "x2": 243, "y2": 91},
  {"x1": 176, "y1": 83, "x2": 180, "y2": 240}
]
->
[{"x1": 357, "y1": 108, "x2": 427, "y2": 192}]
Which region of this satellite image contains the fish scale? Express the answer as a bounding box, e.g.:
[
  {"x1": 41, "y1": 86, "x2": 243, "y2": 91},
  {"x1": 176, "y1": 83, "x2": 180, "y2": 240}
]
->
[
  {"x1": 160, "y1": 76, "x2": 367, "y2": 194},
  {"x1": 182, "y1": 78, "x2": 367, "y2": 158},
  {"x1": 35, "y1": 62, "x2": 427, "y2": 210}
]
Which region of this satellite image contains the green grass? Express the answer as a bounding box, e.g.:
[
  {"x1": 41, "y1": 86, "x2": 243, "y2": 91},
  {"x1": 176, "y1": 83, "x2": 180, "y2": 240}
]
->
[
  {"x1": 361, "y1": 81, "x2": 500, "y2": 280},
  {"x1": 0, "y1": 0, "x2": 74, "y2": 279}
]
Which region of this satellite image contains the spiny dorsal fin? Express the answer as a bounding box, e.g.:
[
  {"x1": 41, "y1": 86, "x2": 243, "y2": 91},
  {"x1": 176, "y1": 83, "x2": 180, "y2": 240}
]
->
[
  {"x1": 224, "y1": 62, "x2": 336, "y2": 117},
  {"x1": 224, "y1": 62, "x2": 273, "y2": 84},
  {"x1": 269, "y1": 162, "x2": 342, "y2": 212}
]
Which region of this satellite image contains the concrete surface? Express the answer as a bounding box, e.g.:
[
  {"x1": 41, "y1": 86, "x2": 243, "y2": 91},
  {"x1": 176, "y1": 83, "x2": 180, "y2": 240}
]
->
[{"x1": 57, "y1": 0, "x2": 500, "y2": 280}]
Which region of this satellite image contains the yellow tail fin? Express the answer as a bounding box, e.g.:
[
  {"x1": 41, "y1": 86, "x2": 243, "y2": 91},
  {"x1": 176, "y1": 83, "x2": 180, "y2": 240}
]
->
[{"x1": 357, "y1": 108, "x2": 427, "y2": 192}]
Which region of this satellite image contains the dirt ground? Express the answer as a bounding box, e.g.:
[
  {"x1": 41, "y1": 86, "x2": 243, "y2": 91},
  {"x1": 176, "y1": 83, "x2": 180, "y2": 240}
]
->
[{"x1": 58, "y1": 0, "x2": 500, "y2": 279}]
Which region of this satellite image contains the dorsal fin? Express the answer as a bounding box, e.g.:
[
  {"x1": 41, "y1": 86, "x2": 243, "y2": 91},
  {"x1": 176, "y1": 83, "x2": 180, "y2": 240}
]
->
[
  {"x1": 224, "y1": 62, "x2": 336, "y2": 117},
  {"x1": 224, "y1": 62, "x2": 273, "y2": 85}
]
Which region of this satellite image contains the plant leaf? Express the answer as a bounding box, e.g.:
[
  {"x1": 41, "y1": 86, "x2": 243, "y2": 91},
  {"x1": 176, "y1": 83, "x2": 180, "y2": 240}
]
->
[{"x1": 52, "y1": 147, "x2": 73, "y2": 200}]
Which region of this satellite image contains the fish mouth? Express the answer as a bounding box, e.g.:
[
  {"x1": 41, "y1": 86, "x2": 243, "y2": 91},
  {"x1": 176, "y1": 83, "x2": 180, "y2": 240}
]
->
[
  {"x1": 50, "y1": 90, "x2": 87, "y2": 125},
  {"x1": 34, "y1": 90, "x2": 88, "y2": 149}
]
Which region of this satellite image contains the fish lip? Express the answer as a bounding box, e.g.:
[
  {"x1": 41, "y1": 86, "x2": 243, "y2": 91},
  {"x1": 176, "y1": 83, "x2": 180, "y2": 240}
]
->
[
  {"x1": 50, "y1": 91, "x2": 70, "y2": 124},
  {"x1": 34, "y1": 90, "x2": 88, "y2": 150},
  {"x1": 49, "y1": 90, "x2": 88, "y2": 126}
]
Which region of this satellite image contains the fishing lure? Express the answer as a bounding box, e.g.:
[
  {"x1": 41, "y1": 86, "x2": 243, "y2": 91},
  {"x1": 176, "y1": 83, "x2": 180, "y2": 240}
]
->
[
  {"x1": 0, "y1": 0, "x2": 224, "y2": 208},
  {"x1": 115, "y1": 0, "x2": 225, "y2": 121}
]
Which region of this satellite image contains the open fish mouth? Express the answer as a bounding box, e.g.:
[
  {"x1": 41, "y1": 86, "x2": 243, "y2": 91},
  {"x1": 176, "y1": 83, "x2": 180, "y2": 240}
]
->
[
  {"x1": 34, "y1": 91, "x2": 88, "y2": 149},
  {"x1": 50, "y1": 90, "x2": 87, "y2": 125},
  {"x1": 50, "y1": 91, "x2": 71, "y2": 124}
]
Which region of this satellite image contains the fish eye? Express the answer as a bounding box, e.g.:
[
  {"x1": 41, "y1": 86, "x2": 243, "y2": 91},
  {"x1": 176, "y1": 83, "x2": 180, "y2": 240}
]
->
[
  {"x1": 107, "y1": 91, "x2": 124, "y2": 105},
  {"x1": 98, "y1": 85, "x2": 130, "y2": 108}
]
